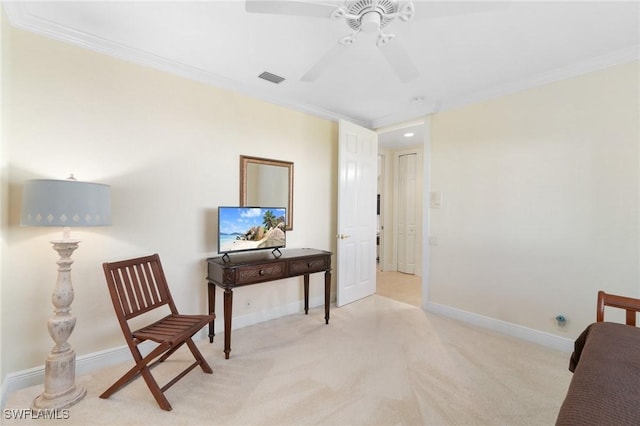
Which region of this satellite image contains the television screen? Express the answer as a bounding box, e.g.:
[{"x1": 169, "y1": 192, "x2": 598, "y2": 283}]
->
[{"x1": 218, "y1": 206, "x2": 286, "y2": 254}]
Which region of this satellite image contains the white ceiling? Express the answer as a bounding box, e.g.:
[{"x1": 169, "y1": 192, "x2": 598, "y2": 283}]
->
[
  {"x1": 4, "y1": 1, "x2": 639, "y2": 146},
  {"x1": 377, "y1": 121, "x2": 425, "y2": 149}
]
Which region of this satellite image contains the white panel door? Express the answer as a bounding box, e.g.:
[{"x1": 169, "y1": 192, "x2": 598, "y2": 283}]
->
[
  {"x1": 398, "y1": 153, "x2": 417, "y2": 274},
  {"x1": 337, "y1": 120, "x2": 378, "y2": 307}
]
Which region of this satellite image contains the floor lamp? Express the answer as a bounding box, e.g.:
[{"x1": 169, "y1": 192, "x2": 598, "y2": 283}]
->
[{"x1": 21, "y1": 175, "x2": 111, "y2": 409}]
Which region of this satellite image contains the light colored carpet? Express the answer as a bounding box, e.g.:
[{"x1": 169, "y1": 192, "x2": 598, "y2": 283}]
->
[{"x1": 5, "y1": 295, "x2": 572, "y2": 425}]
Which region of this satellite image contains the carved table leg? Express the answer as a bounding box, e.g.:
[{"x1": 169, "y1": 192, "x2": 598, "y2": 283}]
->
[
  {"x1": 224, "y1": 288, "x2": 233, "y2": 359},
  {"x1": 304, "y1": 274, "x2": 310, "y2": 315},
  {"x1": 324, "y1": 269, "x2": 331, "y2": 324},
  {"x1": 208, "y1": 283, "x2": 216, "y2": 343}
]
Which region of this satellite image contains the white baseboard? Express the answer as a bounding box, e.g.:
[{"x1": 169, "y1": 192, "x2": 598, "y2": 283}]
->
[
  {"x1": 230, "y1": 296, "x2": 325, "y2": 330},
  {"x1": 1, "y1": 296, "x2": 325, "y2": 409},
  {"x1": 0, "y1": 341, "x2": 152, "y2": 410},
  {"x1": 425, "y1": 301, "x2": 574, "y2": 353}
]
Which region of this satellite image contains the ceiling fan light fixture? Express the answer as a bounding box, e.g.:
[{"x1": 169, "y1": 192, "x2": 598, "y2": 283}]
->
[
  {"x1": 339, "y1": 33, "x2": 358, "y2": 45},
  {"x1": 398, "y1": 2, "x2": 415, "y2": 22},
  {"x1": 360, "y1": 11, "x2": 382, "y2": 33},
  {"x1": 377, "y1": 32, "x2": 394, "y2": 46},
  {"x1": 345, "y1": 0, "x2": 398, "y2": 31}
]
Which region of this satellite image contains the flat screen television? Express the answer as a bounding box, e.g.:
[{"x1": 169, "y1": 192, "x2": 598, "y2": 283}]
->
[{"x1": 218, "y1": 206, "x2": 286, "y2": 258}]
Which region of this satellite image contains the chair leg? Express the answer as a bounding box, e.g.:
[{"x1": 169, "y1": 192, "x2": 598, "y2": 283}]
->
[
  {"x1": 100, "y1": 343, "x2": 169, "y2": 400},
  {"x1": 185, "y1": 337, "x2": 213, "y2": 374},
  {"x1": 100, "y1": 337, "x2": 211, "y2": 411},
  {"x1": 139, "y1": 365, "x2": 172, "y2": 411}
]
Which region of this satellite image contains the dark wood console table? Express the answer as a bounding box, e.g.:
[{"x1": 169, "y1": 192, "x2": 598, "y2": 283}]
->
[{"x1": 206, "y1": 248, "x2": 332, "y2": 359}]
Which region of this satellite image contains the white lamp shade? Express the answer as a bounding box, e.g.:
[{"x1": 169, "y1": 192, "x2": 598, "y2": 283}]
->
[{"x1": 21, "y1": 179, "x2": 111, "y2": 227}]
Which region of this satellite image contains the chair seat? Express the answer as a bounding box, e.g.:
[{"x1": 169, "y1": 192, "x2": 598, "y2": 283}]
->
[{"x1": 133, "y1": 314, "x2": 214, "y2": 345}]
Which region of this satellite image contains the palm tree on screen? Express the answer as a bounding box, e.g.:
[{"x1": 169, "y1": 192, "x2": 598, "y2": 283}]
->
[{"x1": 263, "y1": 210, "x2": 277, "y2": 229}]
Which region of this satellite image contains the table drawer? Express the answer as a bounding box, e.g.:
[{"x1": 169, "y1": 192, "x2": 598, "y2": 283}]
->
[
  {"x1": 235, "y1": 262, "x2": 286, "y2": 285},
  {"x1": 289, "y1": 258, "x2": 328, "y2": 275}
]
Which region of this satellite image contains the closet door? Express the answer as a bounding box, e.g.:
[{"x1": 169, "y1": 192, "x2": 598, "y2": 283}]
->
[{"x1": 397, "y1": 153, "x2": 417, "y2": 274}]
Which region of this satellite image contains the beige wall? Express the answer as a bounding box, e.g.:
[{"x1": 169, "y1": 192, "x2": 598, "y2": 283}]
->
[
  {"x1": 1, "y1": 23, "x2": 337, "y2": 378},
  {"x1": 429, "y1": 61, "x2": 640, "y2": 337}
]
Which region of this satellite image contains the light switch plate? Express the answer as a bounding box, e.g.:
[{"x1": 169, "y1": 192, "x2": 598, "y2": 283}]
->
[{"x1": 430, "y1": 191, "x2": 443, "y2": 208}]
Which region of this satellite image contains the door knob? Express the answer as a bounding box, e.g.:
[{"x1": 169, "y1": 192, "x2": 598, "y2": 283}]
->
[{"x1": 337, "y1": 234, "x2": 351, "y2": 239}]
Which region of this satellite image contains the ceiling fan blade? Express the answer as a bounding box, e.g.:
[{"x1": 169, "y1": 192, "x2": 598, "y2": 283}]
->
[
  {"x1": 301, "y1": 43, "x2": 349, "y2": 82},
  {"x1": 378, "y1": 39, "x2": 419, "y2": 83},
  {"x1": 246, "y1": 1, "x2": 339, "y2": 18},
  {"x1": 412, "y1": 1, "x2": 508, "y2": 20}
]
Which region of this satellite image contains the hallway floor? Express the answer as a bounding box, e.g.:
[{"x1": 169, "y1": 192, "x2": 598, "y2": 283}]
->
[{"x1": 376, "y1": 269, "x2": 421, "y2": 307}]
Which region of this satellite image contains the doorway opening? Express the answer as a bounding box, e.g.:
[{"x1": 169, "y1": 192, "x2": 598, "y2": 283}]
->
[{"x1": 376, "y1": 121, "x2": 425, "y2": 307}]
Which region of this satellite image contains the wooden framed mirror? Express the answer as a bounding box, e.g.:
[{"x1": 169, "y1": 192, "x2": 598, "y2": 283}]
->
[{"x1": 240, "y1": 155, "x2": 294, "y2": 230}]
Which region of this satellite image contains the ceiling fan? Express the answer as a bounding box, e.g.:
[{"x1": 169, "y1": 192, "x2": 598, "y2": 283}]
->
[{"x1": 246, "y1": 0, "x2": 420, "y2": 83}]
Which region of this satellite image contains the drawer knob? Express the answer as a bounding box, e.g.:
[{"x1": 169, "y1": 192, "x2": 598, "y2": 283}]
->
[
  {"x1": 307, "y1": 262, "x2": 312, "y2": 268},
  {"x1": 259, "y1": 269, "x2": 265, "y2": 276}
]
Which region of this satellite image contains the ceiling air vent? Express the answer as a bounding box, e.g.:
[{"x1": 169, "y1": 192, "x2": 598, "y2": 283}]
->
[{"x1": 258, "y1": 71, "x2": 285, "y2": 84}]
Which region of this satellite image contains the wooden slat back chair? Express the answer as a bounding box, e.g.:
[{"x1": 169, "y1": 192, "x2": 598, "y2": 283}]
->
[
  {"x1": 597, "y1": 290, "x2": 640, "y2": 326},
  {"x1": 101, "y1": 254, "x2": 214, "y2": 411}
]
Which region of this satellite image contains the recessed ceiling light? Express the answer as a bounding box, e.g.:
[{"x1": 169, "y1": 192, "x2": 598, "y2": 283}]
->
[{"x1": 404, "y1": 132, "x2": 414, "y2": 138}]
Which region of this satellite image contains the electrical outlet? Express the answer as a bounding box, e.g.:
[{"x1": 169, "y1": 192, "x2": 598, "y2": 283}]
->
[{"x1": 555, "y1": 314, "x2": 567, "y2": 327}]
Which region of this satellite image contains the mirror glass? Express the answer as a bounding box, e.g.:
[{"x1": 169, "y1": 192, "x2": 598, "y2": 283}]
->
[{"x1": 240, "y1": 155, "x2": 294, "y2": 230}]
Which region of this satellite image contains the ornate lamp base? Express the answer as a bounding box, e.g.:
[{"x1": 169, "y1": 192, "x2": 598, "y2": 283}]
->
[
  {"x1": 33, "y1": 382, "x2": 86, "y2": 410},
  {"x1": 32, "y1": 239, "x2": 86, "y2": 410}
]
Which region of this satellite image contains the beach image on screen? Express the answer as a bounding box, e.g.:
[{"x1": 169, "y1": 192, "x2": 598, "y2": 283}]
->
[{"x1": 219, "y1": 207, "x2": 286, "y2": 253}]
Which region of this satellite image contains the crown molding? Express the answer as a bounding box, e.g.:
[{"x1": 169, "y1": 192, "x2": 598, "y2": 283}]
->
[
  {"x1": 370, "y1": 45, "x2": 639, "y2": 128},
  {"x1": 436, "y1": 46, "x2": 640, "y2": 115},
  {"x1": 3, "y1": 2, "x2": 366, "y2": 128}
]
